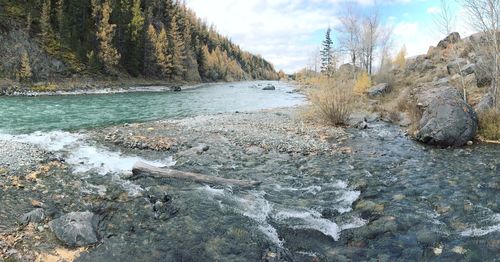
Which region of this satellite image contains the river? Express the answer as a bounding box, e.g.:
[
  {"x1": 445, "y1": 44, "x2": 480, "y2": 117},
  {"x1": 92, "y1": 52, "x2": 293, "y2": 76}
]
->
[{"x1": 0, "y1": 81, "x2": 498, "y2": 261}]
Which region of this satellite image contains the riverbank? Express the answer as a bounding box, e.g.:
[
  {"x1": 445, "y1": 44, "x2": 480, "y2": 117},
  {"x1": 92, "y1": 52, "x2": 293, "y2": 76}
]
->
[
  {"x1": 1, "y1": 104, "x2": 499, "y2": 261},
  {"x1": 0, "y1": 77, "x2": 236, "y2": 96}
]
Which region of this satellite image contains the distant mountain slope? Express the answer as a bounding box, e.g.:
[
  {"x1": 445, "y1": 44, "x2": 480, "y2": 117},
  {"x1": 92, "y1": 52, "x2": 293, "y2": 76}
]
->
[{"x1": 0, "y1": 0, "x2": 278, "y2": 85}]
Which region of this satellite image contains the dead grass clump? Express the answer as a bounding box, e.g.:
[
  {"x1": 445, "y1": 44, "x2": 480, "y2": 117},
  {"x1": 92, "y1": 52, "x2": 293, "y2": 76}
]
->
[
  {"x1": 307, "y1": 79, "x2": 353, "y2": 126},
  {"x1": 478, "y1": 109, "x2": 500, "y2": 141}
]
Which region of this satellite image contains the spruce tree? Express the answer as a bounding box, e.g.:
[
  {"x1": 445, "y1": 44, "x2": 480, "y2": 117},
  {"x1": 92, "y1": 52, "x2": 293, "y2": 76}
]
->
[
  {"x1": 126, "y1": 0, "x2": 144, "y2": 76},
  {"x1": 94, "y1": 0, "x2": 121, "y2": 73},
  {"x1": 169, "y1": 15, "x2": 186, "y2": 79},
  {"x1": 40, "y1": 0, "x2": 52, "y2": 38},
  {"x1": 320, "y1": 27, "x2": 335, "y2": 76},
  {"x1": 18, "y1": 51, "x2": 33, "y2": 82}
]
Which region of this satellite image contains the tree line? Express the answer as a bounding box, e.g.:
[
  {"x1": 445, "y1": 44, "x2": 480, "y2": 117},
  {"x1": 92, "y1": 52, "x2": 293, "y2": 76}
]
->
[{"x1": 1, "y1": 0, "x2": 278, "y2": 82}]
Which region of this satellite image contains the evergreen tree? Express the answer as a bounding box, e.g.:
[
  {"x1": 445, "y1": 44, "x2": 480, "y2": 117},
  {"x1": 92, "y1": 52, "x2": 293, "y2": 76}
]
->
[
  {"x1": 320, "y1": 27, "x2": 335, "y2": 76},
  {"x1": 55, "y1": 0, "x2": 64, "y2": 39},
  {"x1": 94, "y1": 0, "x2": 121, "y2": 73},
  {"x1": 126, "y1": 0, "x2": 144, "y2": 75},
  {"x1": 156, "y1": 27, "x2": 173, "y2": 78},
  {"x1": 40, "y1": 0, "x2": 52, "y2": 38},
  {"x1": 169, "y1": 15, "x2": 186, "y2": 79},
  {"x1": 18, "y1": 51, "x2": 33, "y2": 82}
]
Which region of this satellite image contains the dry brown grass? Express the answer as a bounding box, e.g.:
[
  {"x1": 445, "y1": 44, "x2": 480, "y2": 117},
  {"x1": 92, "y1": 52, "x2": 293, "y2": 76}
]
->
[
  {"x1": 478, "y1": 109, "x2": 500, "y2": 141},
  {"x1": 303, "y1": 77, "x2": 354, "y2": 126}
]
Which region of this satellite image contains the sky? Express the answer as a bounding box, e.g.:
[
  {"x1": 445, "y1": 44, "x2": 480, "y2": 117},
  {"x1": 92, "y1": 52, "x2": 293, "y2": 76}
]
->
[{"x1": 184, "y1": 0, "x2": 472, "y2": 73}]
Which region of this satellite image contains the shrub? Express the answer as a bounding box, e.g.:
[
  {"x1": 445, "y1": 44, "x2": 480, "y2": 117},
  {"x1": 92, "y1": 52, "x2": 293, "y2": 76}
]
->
[
  {"x1": 353, "y1": 71, "x2": 371, "y2": 95},
  {"x1": 394, "y1": 45, "x2": 407, "y2": 69},
  {"x1": 478, "y1": 109, "x2": 500, "y2": 141},
  {"x1": 308, "y1": 80, "x2": 353, "y2": 126}
]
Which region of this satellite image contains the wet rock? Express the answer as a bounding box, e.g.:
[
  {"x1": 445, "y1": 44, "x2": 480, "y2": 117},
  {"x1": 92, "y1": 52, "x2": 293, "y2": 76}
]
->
[
  {"x1": 321, "y1": 208, "x2": 340, "y2": 219},
  {"x1": 147, "y1": 193, "x2": 179, "y2": 220},
  {"x1": 261, "y1": 247, "x2": 293, "y2": 262},
  {"x1": 170, "y1": 86, "x2": 182, "y2": 92},
  {"x1": 437, "y1": 32, "x2": 461, "y2": 49},
  {"x1": 366, "y1": 83, "x2": 391, "y2": 98},
  {"x1": 416, "y1": 87, "x2": 478, "y2": 147},
  {"x1": 262, "y1": 85, "x2": 276, "y2": 91},
  {"x1": 352, "y1": 216, "x2": 398, "y2": 239},
  {"x1": 354, "y1": 200, "x2": 384, "y2": 219},
  {"x1": 48, "y1": 211, "x2": 99, "y2": 247},
  {"x1": 416, "y1": 230, "x2": 441, "y2": 246},
  {"x1": 18, "y1": 208, "x2": 45, "y2": 225}
]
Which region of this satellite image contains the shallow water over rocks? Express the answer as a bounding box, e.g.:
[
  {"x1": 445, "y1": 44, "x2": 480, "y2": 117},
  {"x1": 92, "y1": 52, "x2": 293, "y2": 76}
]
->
[{"x1": 0, "y1": 82, "x2": 498, "y2": 261}]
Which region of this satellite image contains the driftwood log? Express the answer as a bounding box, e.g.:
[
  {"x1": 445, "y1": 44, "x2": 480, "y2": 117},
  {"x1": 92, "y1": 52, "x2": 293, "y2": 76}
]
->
[{"x1": 131, "y1": 161, "x2": 261, "y2": 188}]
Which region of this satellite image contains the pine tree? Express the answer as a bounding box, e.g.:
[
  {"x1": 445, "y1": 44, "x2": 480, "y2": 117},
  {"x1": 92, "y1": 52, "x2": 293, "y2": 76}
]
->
[
  {"x1": 169, "y1": 15, "x2": 186, "y2": 79},
  {"x1": 94, "y1": 0, "x2": 121, "y2": 73},
  {"x1": 156, "y1": 27, "x2": 173, "y2": 78},
  {"x1": 145, "y1": 24, "x2": 158, "y2": 76},
  {"x1": 18, "y1": 51, "x2": 33, "y2": 82},
  {"x1": 40, "y1": 0, "x2": 52, "y2": 38},
  {"x1": 55, "y1": 0, "x2": 64, "y2": 39},
  {"x1": 320, "y1": 27, "x2": 335, "y2": 77},
  {"x1": 125, "y1": 0, "x2": 144, "y2": 76},
  {"x1": 26, "y1": 11, "x2": 32, "y2": 33}
]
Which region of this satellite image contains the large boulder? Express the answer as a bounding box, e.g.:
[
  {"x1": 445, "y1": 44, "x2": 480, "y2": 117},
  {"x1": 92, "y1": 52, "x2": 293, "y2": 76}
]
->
[
  {"x1": 49, "y1": 212, "x2": 99, "y2": 247},
  {"x1": 416, "y1": 87, "x2": 478, "y2": 146},
  {"x1": 366, "y1": 83, "x2": 391, "y2": 98},
  {"x1": 437, "y1": 32, "x2": 461, "y2": 49}
]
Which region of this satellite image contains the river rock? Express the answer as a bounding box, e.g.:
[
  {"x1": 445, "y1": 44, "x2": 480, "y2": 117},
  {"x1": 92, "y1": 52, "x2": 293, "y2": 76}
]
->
[
  {"x1": 262, "y1": 85, "x2": 276, "y2": 91},
  {"x1": 49, "y1": 211, "x2": 99, "y2": 247},
  {"x1": 18, "y1": 208, "x2": 45, "y2": 225},
  {"x1": 170, "y1": 86, "x2": 182, "y2": 92},
  {"x1": 366, "y1": 83, "x2": 390, "y2": 98},
  {"x1": 416, "y1": 87, "x2": 478, "y2": 146}
]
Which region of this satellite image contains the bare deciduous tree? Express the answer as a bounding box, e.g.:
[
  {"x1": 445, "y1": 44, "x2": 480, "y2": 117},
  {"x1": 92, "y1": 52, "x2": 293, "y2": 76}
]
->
[
  {"x1": 337, "y1": 5, "x2": 361, "y2": 79},
  {"x1": 462, "y1": 0, "x2": 500, "y2": 108},
  {"x1": 434, "y1": 0, "x2": 456, "y2": 35}
]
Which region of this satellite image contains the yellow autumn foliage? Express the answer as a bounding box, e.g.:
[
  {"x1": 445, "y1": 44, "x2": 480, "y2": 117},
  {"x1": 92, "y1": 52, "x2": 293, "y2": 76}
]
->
[{"x1": 353, "y1": 71, "x2": 371, "y2": 95}]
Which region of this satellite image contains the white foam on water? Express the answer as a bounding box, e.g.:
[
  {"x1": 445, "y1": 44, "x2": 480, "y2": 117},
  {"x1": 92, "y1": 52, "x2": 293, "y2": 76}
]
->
[
  {"x1": 336, "y1": 190, "x2": 361, "y2": 214},
  {"x1": 274, "y1": 209, "x2": 341, "y2": 241},
  {"x1": 461, "y1": 213, "x2": 500, "y2": 237},
  {"x1": 200, "y1": 186, "x2": 283, "y2": 246},
  {"x1": 0, "y1": 131, "x2": 175, "y2": 196}
]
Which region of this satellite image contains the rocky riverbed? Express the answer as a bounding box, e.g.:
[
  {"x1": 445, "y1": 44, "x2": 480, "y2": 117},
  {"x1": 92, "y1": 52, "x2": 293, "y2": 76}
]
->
[{"x1": 1, "y1": 106, "x2": 499, "y2": 261}]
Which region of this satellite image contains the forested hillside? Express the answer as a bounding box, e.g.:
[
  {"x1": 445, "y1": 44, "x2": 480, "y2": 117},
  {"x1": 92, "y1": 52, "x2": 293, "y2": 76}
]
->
[{"x1": 0, "y1": 0, "x2": 278, "y2": 85}]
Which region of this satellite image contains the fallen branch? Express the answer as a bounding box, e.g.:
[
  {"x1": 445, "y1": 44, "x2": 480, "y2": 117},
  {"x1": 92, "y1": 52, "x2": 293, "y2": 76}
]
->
[{"x1": 131, "y1": 161, "x2": 261, "y2": 188}]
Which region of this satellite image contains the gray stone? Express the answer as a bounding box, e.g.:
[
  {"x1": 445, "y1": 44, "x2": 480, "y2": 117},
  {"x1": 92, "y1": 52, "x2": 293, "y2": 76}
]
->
[
  {"x1": 18, "y1": 208, "x2": 45, "y2": 225},
  {"x1": 475, "y1": 93, "x2": 495, "y2": 113},
  {"x1": 437, "y1": 32, "x2": 461, "y2": 49},
  {"x1": 49, "y1": 212, "x2": 99, "y2": 247},
  {"x1": 460, "y1": 63, "x2": 476, "y2": 76},
  {"x1": 446, "y1": 58, "x2": 468, "y2": 75},
  {"x1": 170, "y1": 86, "x2": 182, "y2": 92},
  {"x1": 262, "y1": 85, "x2": 276, "y2": 91},
  {"x1": 366, "y1": 83, "x2": 391, "y2": 98},
  {"x1": 416, "y1": 87, "x2": 478, "y2": 147}
]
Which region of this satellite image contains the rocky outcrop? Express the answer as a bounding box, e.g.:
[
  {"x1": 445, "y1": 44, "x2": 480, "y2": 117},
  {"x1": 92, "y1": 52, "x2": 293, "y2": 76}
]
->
[
  {"x1": 0, "y1": 29, "x2": 67, "y2": 80},
  {"x1": 415, "y1": 87, "x2": 478, "y2": 146},
  {"x1": 446, "y1": 58, "x2": 468, "y2": 75},
  {"x1": 437, "y1": 32, "x2": 461, "y2": 49},
  {"x1": 366, "y1": 83, "x2": 391, "y2": 98},
  {"x1": 49, "y1": 212, "x2": 99, "y2": 247}
]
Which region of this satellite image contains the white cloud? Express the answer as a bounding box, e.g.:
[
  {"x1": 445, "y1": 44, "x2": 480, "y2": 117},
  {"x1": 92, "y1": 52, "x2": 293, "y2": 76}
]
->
[
  {"x1": 185, "y1": 0, "x2": 337, "y2": 72},
  {"x1": 427, "y1": 6, "x2": 440, "y2": 14},
  {"x1": 184, "y1": 0, "x2": 446, "y2": 72}
]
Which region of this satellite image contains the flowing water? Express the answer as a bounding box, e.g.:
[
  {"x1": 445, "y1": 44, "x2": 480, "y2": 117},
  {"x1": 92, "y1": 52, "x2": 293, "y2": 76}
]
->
[{"x1": 0, "y1": 81, "x2": 499, "y2": 261}]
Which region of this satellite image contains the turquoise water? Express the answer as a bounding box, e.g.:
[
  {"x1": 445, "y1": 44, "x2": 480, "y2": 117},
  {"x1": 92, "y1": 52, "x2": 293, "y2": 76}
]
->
[{"x1": 0, "y1": 81, "x2": 304, "y2": 134}]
